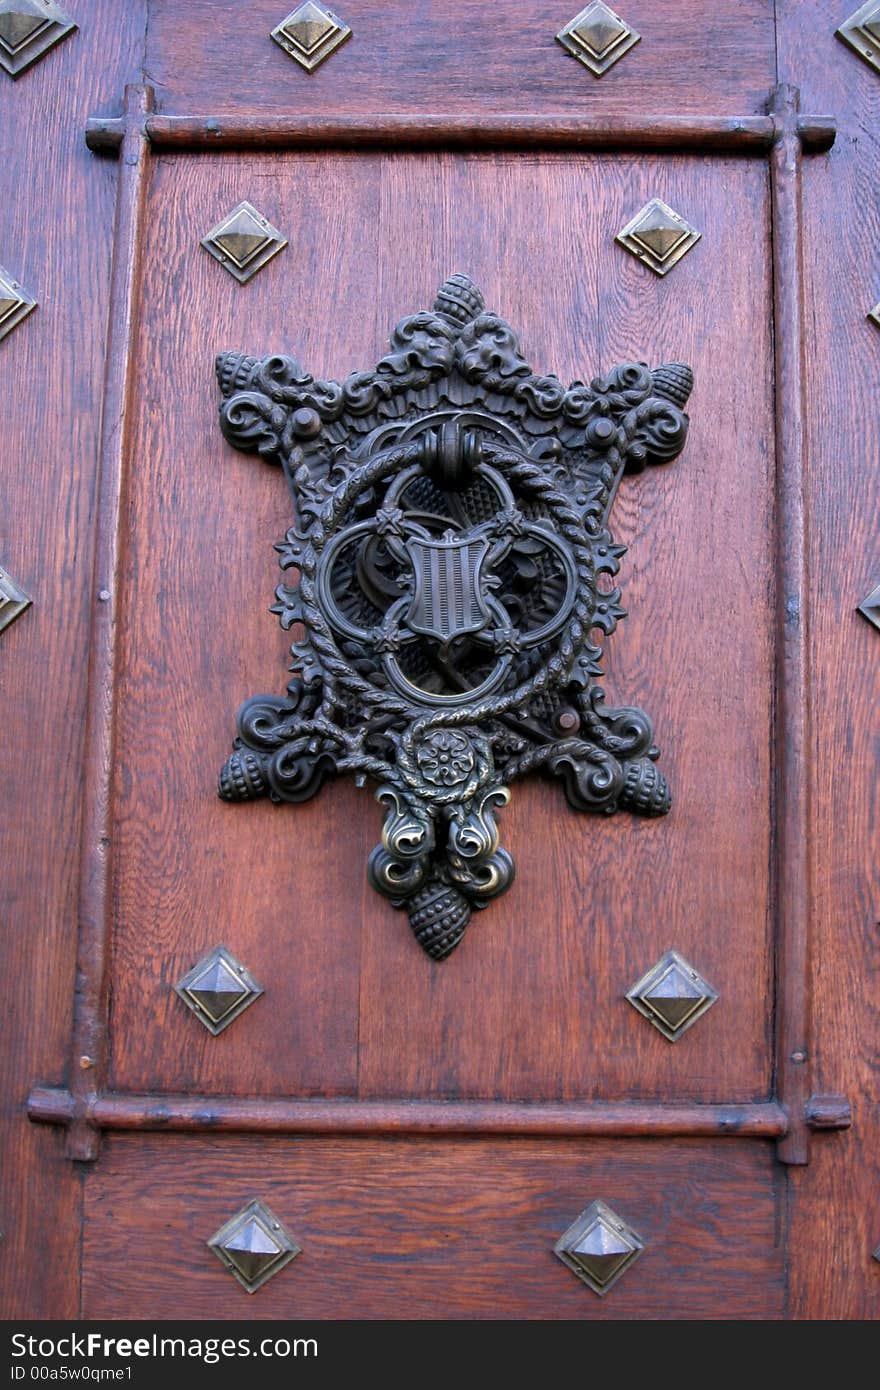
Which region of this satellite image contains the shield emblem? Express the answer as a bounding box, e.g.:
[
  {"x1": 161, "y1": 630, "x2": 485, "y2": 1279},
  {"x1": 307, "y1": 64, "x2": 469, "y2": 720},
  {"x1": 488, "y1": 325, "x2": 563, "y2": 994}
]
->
[{"x1": 403, "y1": 534, "x2": 494, "y2": 643}]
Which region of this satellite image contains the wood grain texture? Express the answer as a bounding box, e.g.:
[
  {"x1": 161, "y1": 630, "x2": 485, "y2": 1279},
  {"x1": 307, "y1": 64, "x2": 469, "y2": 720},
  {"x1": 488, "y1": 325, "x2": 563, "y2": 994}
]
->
[
  {"x1": 82, "y1": 1135, "x2": 784, "y2": 1319},
  {"x1": 778, "y1": 0, "x2": 880, "y2": 1318},
  {"x1": 106, "y1": 151, "x2": 775, "y2": 1105},
  {"x1": 142, "y1": 0, "x2": 776, "y2": 121},
  {"x1": 0, "y1": 0, "x2": 146, "y2": 1318},
  {"x1": 29, "y1": 1088, "x2": 790, "y2": 1137}
]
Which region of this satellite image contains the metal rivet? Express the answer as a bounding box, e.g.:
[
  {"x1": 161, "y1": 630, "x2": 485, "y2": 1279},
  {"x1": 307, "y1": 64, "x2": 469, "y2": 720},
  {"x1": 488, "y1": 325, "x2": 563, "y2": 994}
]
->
[
  {"x1": 616, "y1": 198, "x2": 701, "y2": 276},
  {"x1": 208, "y1": 1200, "x2": 301, "y2": 1294},
  {"x1": 836, "y1": 3, "x2": 880, "y2": 77},
  {"x1": 174, "y1": 945, "x2": 264, "y2": 1035},
  {"x1": 200, "y1": 201, "x2": 288, "y2": 285},
  {"x1": 0, "y1": 1, "x2": 77, "y2": 79},
  {"x1": 626, "y1": 949, "x2": 718, "y2": 1042},
  {"x1": 270, "y1": 3, "x2": 351, "y2": 72},
  {"x1": 554, "y1": 1200, "x2": 644, "y2": 1296},
  {"x1": 0, "y1": 260, "x2": 36, "y2": 341},
  {"x1": 0, "y1": 562, "x2": 31, "y2": 635},
  {"x1": 857, "y1": 582, "x2": 880, "y2": 631},
  {"x1": 556, "y1": 3, "x2": 640, "y2": 77}
]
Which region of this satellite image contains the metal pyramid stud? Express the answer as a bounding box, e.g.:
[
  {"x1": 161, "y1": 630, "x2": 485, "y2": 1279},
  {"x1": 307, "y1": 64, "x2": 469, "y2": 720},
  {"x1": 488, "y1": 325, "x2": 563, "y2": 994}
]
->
[
  {"x1": 0, "y1": 0, "x2": 76, "y2": 78},
  {"x1": 857, "y1": 582, "x2": 880, "y2": 632},
  {"x1": 201, "y1": 201, "x2": 287, "y2": 284},
  {"x1": 208, "y1": 1200, "x2": 301, "y2": 1294},
  {"x1": 0, "y1": 563, "x2": 31, "y2": 635},
  {"x1": 555, "y1": 1200, "x2": 644, "y2": 1296},
  {"x1": 271, "y1": 3, "x2": 351, "y2": 71},
  {"x1": 626, "y1": 949, "x2": 718, "y2": 1042},
  {"x1": 836, "y1": 3, "x2": 880, "y2": 76},
  {"x1": 556, "y1": 3, "x2": 640, "y2": 77},
  {"x1": 212, "y1": 210, "x2": 271, "y2": 269},
  {"x1": 0, "y1": 262, "x2": 36, "y2": 341},
  {"x1": 616, "y1": 198, "x2": 701, "y2": 276},
  {"x1": 175, "y1": 945, "x2": 263, "y2": 1035},
  {"x1": 868, "y1": 303, "x2": 880, "y2": 330}
]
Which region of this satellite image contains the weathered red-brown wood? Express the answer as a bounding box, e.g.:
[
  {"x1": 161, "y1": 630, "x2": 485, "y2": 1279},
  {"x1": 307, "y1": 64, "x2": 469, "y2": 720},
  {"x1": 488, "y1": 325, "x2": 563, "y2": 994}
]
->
[
  {"x1": 2, "y1": 0, "x2": 873, "y2": 1322},
  {"x1": 28, "y1": 1089, "x2": 791, "y2": 1137},
  {"x1": 142, "y1": 0, "x2": 777, "y2": 121},
  {"x1": 83, "y1": 110, "x2": 836, "y2": 155},
  {"x1": 67, "y1": 82, "x2": 154, "y2": 1163},
  {"x1": 778, "y1": 0, "x2": 880, "y2": 1318},
  {"x1": 103, "y1": 149, "x2": 776, "y2": 1110},
  {"x1": 82, "y1": 1135, "x2": 785, "y2": 1319},
  {"x1": 0, "y1": 0, "x2": 147, "y2": 1318}
]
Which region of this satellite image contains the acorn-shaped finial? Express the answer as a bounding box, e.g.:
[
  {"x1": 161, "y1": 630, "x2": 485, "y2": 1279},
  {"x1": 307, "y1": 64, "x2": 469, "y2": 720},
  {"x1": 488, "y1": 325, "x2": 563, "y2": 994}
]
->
[
  {"x1": 433, "y1": 273, "x2": 485, "y2": 328},
  {"x1": 215, "y1": 352, "x2": 260, "y2": 399},
  {"x1": 651, "y1": 362, "x2": 694, "y2": 408}
]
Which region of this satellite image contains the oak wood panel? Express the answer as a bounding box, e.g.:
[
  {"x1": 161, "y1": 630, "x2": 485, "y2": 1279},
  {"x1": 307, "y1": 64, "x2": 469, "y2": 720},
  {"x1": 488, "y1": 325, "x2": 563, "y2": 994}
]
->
[
  {"x1": 0, "y1": 0, "x2": 146, "y2": 1318},
  {"x1": 779, "y1": 0, "x2": 880, "y2": 1319},
  {"x1": 355, "y1": 153, "x2": 775, "y2": 1101},
  {"x1": 143, "y1": 0, "x2": 776, "y2": 121},
  {"x1": 108, "y1": 152, "x2": 388, "y2": 1096},
  {"x1": 82, "y1": 1134, "x2": 784, "y2": 1319},
  {"x1": 107, "y1": 150, "x2": 774, "y2": 1105}
]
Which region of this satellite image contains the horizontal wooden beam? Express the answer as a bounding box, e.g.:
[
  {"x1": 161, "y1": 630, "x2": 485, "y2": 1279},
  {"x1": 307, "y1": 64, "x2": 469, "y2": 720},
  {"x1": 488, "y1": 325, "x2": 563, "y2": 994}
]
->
[
  {"x1": 29, "y1": 1088, "x2": 792, "y2": 1139},
  {"x1": 85, "y1": 111, "x2": 836, "y2": 157}
]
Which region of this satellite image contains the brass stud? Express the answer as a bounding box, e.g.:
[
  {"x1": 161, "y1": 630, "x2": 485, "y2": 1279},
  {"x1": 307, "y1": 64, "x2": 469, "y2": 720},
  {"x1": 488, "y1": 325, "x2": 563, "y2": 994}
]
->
[
  {"x1": 0, "y1": 262, "x2": 36, "y2": 342},
  {"x1": 556, "y1": 2, "x2": 640, "y2": 77},
  {"x1": 174, "y1": 945, "x2": 264, "y2": 1035},
  {"x1": 616, "y1": 198, "x2": 701, "y2": 276},
  {"x1": 208, "y1": 1200, "x2": 301, "y2": 1294},
  {"x1": 200, "y1": 201, "x2": 288, "y2": 285},
  {"x1": 554, "y1": 1200, "x2": 644, "y2": 1296},
  {"x1": 0, "y1": 563, "x2": 31, "y2": 635},
  {"x1": 857, "y1": 582, "x2": 880, "y2": 632},
  {"x1": 626, "y1": 949, "x2": 718, "y2": 1042},
  {"x1": 270, "y1": 2, "x2": 351, "y2": 72},
  {"x1": 836, "y1": 3, "x2": 880, "y2": 77},
  {"x1": 0, "y1": 0, "x2": 75, "y2": 77}
]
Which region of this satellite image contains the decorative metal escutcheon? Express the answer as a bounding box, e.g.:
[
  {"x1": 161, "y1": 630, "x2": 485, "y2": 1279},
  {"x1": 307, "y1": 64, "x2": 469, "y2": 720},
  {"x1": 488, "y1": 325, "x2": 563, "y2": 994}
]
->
[{"x1": 215, "y1": 275, "x2": 692, "y2": 960}]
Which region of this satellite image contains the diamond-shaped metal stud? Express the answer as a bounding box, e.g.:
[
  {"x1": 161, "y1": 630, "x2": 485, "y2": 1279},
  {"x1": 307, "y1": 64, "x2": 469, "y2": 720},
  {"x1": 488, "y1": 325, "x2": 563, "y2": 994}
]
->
[
  {"x1": 208, "y1": 1200, "x2": 301, "y2": 1294},
  {"x1": 0, "y1": 0, "x2": 75, "y2": 78},
  {"x1": 626, "y1": 949, "x2": 718, "y2": 1042},
  {"x1": 868, "y1": 303, "x2": 880, "y2": 329},
  {"x1": 0, "y1": 262, "x2": 36, "y2": 342},
  {"x1": 555, "y1": 1200, "x2": 644, "y2": 1296},
  {"x1": 175, "y1": 945, "x2": 264, "y2": 1035},
  {"x1": 556, "y1": 2, "x2": 640, "y2": 77},
  {"x1": 200, "y1": 201, "x2": 288, "y2": 285},
  {"x1": 0, "y1": 564, "x2": 31, "y2": 635},
  {"x1": 836, "y1": 3, "x2": 880, "y2": 77},
  {"x1": 270, "y1": 2, "x2": 351, "y2": 71},
  {"x1": 616, "y1": 198, "x2": 701, "y2": 277},
  {"x1": 857, "y1": 582, "x2": 880, "y2": 631}
]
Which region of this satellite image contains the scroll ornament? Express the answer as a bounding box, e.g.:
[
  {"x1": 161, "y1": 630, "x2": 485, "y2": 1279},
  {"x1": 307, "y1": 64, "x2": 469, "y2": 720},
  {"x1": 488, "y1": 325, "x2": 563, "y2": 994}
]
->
[{"x1": 215, "y1": 275, "x2": 692, "y2": 959}]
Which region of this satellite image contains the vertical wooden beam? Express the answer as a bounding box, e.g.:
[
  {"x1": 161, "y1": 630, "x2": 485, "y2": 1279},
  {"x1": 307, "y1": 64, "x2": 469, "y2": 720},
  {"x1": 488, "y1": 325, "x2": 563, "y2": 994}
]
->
[
  {"x1": 66, "y1": 84, "x2": 153, "y2": 1162},
  {"x1": 770, "y1": 83, "x2": 813, "y2": 1165}
]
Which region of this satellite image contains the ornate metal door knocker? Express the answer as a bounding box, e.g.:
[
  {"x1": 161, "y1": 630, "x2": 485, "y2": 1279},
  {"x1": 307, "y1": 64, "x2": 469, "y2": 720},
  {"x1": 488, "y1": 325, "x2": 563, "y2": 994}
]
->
[{"x1": 215, "y1": 275, "x2": 692, "y2": 959}]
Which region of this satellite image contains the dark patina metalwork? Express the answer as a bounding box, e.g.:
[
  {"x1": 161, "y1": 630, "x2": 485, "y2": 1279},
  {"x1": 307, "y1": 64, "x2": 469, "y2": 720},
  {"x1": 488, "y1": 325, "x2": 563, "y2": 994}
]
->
[
  {"x1": 554, "y1": 1199, "x2": 644, "y2": 1296},
  {"x1": 215, "y1": 275, "x2": 692, "y2": 959},
  {"x1": 207, "y1": 1199, "x2": 301, "y2": 1294}
]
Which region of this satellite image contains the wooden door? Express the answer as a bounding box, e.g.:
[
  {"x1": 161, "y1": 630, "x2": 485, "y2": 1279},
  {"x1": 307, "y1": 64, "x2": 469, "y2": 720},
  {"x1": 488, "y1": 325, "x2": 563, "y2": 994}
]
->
[{"x1": 2, "y1": 0, "x2": 877, "y2": 1321}]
